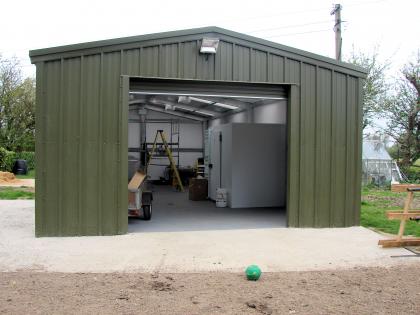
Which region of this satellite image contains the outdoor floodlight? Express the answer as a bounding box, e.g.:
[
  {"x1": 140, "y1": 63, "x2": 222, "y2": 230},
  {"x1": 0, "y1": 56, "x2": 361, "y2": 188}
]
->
[{"x1": 200, "y1": 38, "x2": 220, "y2": 54}]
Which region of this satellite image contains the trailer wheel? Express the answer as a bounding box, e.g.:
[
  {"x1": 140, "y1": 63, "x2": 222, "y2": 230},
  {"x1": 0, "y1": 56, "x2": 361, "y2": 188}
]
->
[{"x1": 142, "y1": 205, "x2": 152, "y2": 220}]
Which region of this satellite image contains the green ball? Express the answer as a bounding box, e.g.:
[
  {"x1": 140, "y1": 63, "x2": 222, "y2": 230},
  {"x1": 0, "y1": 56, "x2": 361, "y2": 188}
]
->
[{"x1": 245, "y1": 265, "x2": 262, "y2": 281}]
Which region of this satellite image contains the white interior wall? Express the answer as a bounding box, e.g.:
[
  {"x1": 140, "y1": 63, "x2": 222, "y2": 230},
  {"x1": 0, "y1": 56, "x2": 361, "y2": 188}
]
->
[
  {"x1": 128, "y1": 109, "x2": 203, "y2": 180},
  {"x1": 253, "y1": 101, "x2": 287, "y2": 124},
  {"x1": 208, "y1": 100, "x2": 287, "y2": 128},
  {"x1": 128, "y1": 110, "x2": 141, "y2": 178},
  {"x1": 208, "y1": 111, "x2": 247, "y2": 128}
]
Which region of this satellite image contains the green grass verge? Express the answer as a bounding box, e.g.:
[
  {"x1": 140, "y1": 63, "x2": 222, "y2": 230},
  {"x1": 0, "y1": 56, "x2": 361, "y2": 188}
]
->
[
  {"x1": 0, "y1": 187, "x2": 34, "y2": 200},
  {"x1": 361, "y1": 186, "x2": 420, "y2": 237},
  {"x1": 15, "y1": 169, "x2": 35, "y2": 179}
]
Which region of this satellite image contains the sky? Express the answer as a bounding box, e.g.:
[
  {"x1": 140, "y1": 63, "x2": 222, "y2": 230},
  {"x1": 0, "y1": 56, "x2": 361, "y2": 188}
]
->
[{"x1": 1, "y1": 0, "x2": 419, "y2": 80}]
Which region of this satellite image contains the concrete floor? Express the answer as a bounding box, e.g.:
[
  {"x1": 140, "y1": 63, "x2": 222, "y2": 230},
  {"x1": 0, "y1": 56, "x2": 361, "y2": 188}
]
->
[
  {"x1": 128, "y1": 185, "x2": 286, "y2": 233},
  {"x1": 0, "y1": 199, "x2": 417, "y2": 273}
]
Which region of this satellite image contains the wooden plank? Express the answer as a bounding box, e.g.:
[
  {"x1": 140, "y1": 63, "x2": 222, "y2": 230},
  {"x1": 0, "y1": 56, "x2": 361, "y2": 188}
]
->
[
  {"x1": 378, "y1": 181, "x2": 420, "y2": 248},
  {"x1": 128, "y1": 171, "x2": 146, "y2": 192},
  {"x1": 397, "y1": 191, "x2": 414, "y2": 241},
  {"x1": 378, "y1": 238, "x2": 420, "y2": 248},
  {"x1": 391, "y1": 184, "x2": 420, "y2": 192},
  {"x1": 386, "y1": 211, "x2": 420, "y2": 220}
]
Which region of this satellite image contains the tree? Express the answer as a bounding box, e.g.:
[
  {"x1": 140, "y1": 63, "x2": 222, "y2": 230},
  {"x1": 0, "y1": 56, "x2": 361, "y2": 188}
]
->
[
  {"x1": 347, "y1": 47, "x2": 390, "y2": 130},
  {"x1": 386, "y1": 143, "x2": 399, "y2": 161},
  {"x1": 384, "y1": 50, "x2": 420, "y2": 170},
  {"x1": 0, "y1": 55, "x2": 35, "y2": 152}
]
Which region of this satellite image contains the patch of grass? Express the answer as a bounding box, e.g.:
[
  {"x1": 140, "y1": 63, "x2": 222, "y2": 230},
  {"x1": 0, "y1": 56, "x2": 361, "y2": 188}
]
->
[
  {"x1": 15, "y1": 169, "x2": 35, "y2": 179},
  {"x1": 361, "y1": 187, "x2": 420, "y2": 237},
  {"x1": 0, "y1": 187, "x2": 34, "y2": 200}
]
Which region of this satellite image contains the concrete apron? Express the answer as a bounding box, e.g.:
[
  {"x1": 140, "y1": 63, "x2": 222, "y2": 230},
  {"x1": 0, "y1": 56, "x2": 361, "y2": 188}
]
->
[{"x1": 0, "y1": 200, "x2": 416, "y2": 273}]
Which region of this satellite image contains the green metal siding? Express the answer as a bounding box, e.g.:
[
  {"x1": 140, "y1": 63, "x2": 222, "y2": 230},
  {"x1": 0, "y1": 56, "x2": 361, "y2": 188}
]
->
[
  {"x1": 315, "y1": 68, "x2": 332, "y2": 226},
  {"x1": 215, "y1": 42, "x2": 233, "y2": 81},
  {"x1": 82, "y1": 54, "x2": 102, "y2": 234},
  {"x1": 299, "y1": 63, "x2": 316, "y2": 226},
  {"x1": 31, "y1": 28, "x2": 365, "y2": 236},
  {"x1": 234, "y1": 45, "x2": 250, "y2": 81},
  {"x1": 270, "y1": 54, "x2": 284, "y2": 82},
  {"x1": 35, "y1": 53, "x2": 128, "y2": 236}
]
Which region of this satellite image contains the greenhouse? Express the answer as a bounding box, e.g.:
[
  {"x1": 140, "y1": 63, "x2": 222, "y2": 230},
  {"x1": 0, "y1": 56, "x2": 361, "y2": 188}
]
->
[{"x1": 362, "y1": 140, "x2": 403, "y2": 185}]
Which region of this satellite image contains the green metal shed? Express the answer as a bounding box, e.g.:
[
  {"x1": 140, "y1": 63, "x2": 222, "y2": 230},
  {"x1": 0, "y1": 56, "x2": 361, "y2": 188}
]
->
[{"x1": 29, "y1": 26, "x2": 367, "y2": 236}]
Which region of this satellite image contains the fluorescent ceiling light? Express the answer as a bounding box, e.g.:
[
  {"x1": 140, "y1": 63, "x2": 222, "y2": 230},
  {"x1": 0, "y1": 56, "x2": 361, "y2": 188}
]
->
[
  {"x1": 200, "y1": 38, "x2": 219, "y2": 54},
  {"x1": 189, "y1": 97, "x2": 213, "y2": 104},
  {"x1": 189, "y1": 97, "x2": 238, "y2": 110},
  {"x1": 195, "y1": 110, "x2": 215, "y2": 117},
  {"x1": 213, "y1": 102, "x2": 238, "y2": 110},
  {"x1": 177, "y1": 106, "x2": 215, "y2": 117},
  {"x1": 178, "y1": 96, "x2": 191, "y2": 104}
]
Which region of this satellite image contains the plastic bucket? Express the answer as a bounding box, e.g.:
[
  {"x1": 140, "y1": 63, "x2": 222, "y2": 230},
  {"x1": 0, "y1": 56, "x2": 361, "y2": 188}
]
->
[{"x1": 215, "y1": 188, "x2": 227, "y2": 208}]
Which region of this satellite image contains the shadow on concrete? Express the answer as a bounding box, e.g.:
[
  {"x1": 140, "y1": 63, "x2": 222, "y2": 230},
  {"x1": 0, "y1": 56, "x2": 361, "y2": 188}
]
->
[{"x1": 128, "y1": 185, "x2": 286, "y2": 233}]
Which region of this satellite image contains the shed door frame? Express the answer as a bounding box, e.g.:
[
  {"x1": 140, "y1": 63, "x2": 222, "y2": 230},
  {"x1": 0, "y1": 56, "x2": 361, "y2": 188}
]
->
[{"x1": 121, "y1": 75, "x2": 295, "y2": 229}]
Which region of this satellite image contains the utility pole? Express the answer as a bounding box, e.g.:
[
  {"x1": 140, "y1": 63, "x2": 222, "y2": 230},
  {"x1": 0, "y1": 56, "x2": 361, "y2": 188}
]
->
[{"x1": 331, "y1": 4, "x2": 342, "y2": 61}]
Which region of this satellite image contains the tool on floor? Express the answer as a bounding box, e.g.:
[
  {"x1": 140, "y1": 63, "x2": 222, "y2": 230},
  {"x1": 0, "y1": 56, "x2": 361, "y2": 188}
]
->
[
  {"x1": 378, "y1": 184, "x2": 420, "y2": 248},
  {"x1": 146, "y1": 130, "x2": 184, "y2": 192}
]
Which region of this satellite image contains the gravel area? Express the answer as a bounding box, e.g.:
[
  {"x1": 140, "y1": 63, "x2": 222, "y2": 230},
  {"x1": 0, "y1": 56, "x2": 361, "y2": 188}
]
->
[{"x1": 0, "y1": 200, "x2": 417, "y2": 273}]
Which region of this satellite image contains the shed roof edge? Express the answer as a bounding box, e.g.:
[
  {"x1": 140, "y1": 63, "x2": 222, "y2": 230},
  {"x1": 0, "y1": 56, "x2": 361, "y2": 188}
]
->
[{"x1": 29, "y1": 26, "x2": 367, "y2": 76}]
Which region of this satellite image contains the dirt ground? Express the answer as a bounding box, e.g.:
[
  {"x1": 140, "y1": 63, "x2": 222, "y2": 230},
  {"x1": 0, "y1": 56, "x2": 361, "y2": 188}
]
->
[
  {"x1": 0, "y1": 179, "x2": 34, "y2": 188},
  {"x1": 1, "y1": 266, "x2": 419, "y2": 315},
  {"x1": 0, "y1": 172, "x2": 34, "y2": 188}
]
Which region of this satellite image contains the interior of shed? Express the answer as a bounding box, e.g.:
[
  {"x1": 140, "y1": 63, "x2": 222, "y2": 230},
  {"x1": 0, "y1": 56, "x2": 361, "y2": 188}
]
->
[{"x1": 127, "y1": 91, "x2": 288, "y2": 233}]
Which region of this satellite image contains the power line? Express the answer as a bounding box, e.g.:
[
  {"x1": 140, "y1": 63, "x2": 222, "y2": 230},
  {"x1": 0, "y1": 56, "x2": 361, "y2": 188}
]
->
[
  {"x1": 263, "y1": 28, "x2": 332, "y2": 39},
  {"x1": 248, "y1": 20, "x2": 334, "y2": 34},
  {"x1": 230, "y1": 7, "x2": 331, "y2": 22},
  {"x1": 202, "y1": 0, "x2": 388, "y2": 26}
]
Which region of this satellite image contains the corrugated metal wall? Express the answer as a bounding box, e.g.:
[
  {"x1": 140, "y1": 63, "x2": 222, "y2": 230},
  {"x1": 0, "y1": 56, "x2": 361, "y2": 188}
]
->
[{"x1": 32, "y1": 29, "x2": 364, "y2": 236}]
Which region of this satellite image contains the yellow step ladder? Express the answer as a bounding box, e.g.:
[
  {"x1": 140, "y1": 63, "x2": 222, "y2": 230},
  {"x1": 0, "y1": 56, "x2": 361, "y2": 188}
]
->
[{"x1": 146, "y1": 130, "x2": 184, "y2": 192}]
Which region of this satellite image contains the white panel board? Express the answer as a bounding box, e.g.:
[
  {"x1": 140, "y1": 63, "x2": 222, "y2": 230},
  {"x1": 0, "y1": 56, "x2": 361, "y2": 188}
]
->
[
  {"x1": 231, "y1": 123, "x2": 286, "y2": 207},
  {"x1": 208, "y1": 123, "x2": 286, "y2": 208}
]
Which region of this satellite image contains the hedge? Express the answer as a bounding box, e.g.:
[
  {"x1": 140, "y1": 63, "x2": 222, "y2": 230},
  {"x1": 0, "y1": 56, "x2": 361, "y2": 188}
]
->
[
  {"x1": 0, "y1": 147, "x2": 35, "y2": 172},
  {"x1": 404, "y1": 166, "x2": 420, "y2": 183}
]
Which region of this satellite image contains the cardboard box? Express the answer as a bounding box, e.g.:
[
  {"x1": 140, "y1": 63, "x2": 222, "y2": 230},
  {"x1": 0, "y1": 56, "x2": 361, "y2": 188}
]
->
[{"x1": 189, "y1": 178, "x2": 208, "y2": 201}]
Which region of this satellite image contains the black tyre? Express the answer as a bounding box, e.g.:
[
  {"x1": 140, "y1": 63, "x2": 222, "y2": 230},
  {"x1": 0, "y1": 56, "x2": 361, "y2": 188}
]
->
[{"x1": 142, "y1": 204, "x2": 152, "y2": 220}]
